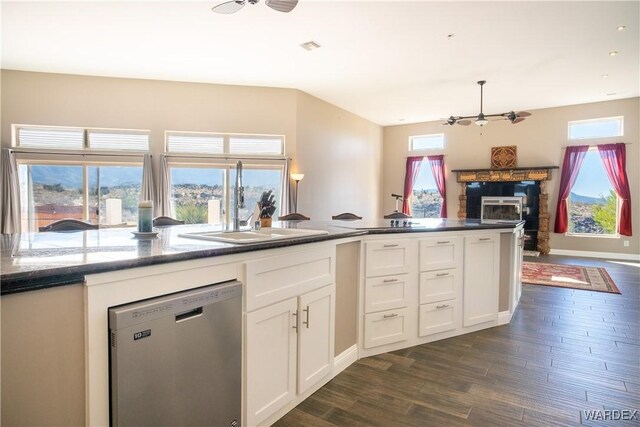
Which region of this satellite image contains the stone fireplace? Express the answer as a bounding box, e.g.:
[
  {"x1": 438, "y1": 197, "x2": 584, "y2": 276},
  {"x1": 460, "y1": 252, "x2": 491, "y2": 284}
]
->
[{"x1": 452, "y1": 166, "x2": 558, "y2": 254}]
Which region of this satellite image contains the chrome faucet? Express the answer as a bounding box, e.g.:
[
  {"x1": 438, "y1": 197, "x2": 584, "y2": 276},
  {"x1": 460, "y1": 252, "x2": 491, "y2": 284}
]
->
[{"x1": 233, "y1": 160, "x2": 245, "y2": 231}]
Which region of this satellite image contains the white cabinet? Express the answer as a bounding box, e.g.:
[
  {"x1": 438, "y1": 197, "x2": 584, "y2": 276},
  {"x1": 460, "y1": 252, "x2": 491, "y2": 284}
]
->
[
  {"x1": 419, "y1": 269, "x2": 457, "y2": 304},
  {"x1": 364, "y1": 307, "x2": 410, "y2": 348},
  {"x1": 244, "y1": 247, "x2": 336, "y2": 426},
  {"x1": 419, "y1": 301, "x2": 458, "y2": 336},
  {"x1": 298, "y1": 285, "x2": 335, "y2": 394},
  {"x1": 364, "y1": 274, "x2": 410, "y2": 313},
  {"x1": 463, "y1": 234, "x2": 500, "y2": 327},
  {"x1": 246, "y1": 298, "x2": 298, "y2": 427},
  {"x1": 419, "y1": 236, "x2": 462, "y2": 271},
  {"x1": 417, "y1": 236, "x2": 463, "y2": 337},
  {"x1": 365, "y1": 240, "x2": 413, "y2": 277}
]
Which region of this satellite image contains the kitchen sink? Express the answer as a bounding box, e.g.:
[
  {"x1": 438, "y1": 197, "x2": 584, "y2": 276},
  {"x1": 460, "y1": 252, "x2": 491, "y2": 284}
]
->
[{"x1": 178, "y1": 228, "x2": 329, "y2": 244}]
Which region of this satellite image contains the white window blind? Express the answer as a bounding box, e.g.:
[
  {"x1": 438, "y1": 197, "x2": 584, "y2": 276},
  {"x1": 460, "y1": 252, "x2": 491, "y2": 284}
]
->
[
  {"x1": 16, "y1": 126, "x2": 84, "y2": 150},
  {"x1": 88, "y1": 129, "x2": 150, "y2": 151},
  {"x1": 409, "y1": 134, "x2": 445, "y2": 151},
  {"x1": 166, "y1": 132, "x2": 225, "y2": 154},
  {"x1": 229, "y1": 135, "x2": 283, "y2": 155}
]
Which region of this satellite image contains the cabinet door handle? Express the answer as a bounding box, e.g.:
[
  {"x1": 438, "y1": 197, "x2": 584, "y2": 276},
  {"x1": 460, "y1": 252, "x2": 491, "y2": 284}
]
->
[
  {"x1": 436, "y1": 273, "x2": 449, "y2": 277},
  {"x1": 292, "y1": 311, "x2": 298, "y2": 330},
  {"x1": 383, "y1": 313, "x2": 398, "y2": 319},
  {"x1": 479, "y1": 237, "x2": 491, "y2": 241},
  {"x1": 303, "y1": 306, "x2": 310, "y2": 329},
  {"x1": 383, "y1": 244, "x2": 399, "y2": 248},
  {"x1": 436, "y1": 241, "x2": 450, "y2": 244},
  {"x1": 383, "y1": 278, "x2": 399, "y2": 283},
  {"x1": 436, "y1": 304, "x2": 450, "y2": 309}
]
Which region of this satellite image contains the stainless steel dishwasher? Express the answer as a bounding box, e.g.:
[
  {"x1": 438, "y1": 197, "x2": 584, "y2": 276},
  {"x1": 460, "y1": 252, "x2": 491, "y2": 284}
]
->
[{"x1": 108, "y1": 280, "x2": 242, "y2": 427}]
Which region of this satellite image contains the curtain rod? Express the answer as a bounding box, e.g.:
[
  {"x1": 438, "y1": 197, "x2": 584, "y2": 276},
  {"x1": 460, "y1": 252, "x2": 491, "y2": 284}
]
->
[
  {"x1": 9, "y1": 149, "x2": 150, "y2": 158},
  {"x1": 164, "y1": 154, "x2": 289, "y2": 161},
  {"x1": 561, "y1": 142, "x2": 631, "y2": 149}
]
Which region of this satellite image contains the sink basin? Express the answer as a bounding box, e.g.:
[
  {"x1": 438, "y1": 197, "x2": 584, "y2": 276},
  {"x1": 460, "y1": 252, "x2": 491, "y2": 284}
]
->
[{"x1": 178, "y1": 228, "x2": 329, "y2": 244}]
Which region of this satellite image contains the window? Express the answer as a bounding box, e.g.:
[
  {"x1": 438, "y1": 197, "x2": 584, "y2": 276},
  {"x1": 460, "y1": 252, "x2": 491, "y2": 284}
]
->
[
  {"x1": 411, "y1": 166, "x2": 442, "y2": 218},
  {"x1": 18, "y1": 162, "x2": 143, "y2": 232},
  {"x1": 568, "y1": 117, "x2": 623, "y2": 140},
  {"x1": 166, "y1": 132, "x2": 224, "y2": 154},
  {"x1": 568, "y1": 148, "x2": 619, "y2": 236},
  {"x1": 409, "y1": 134, "x2": 444, "y2": 151},
  {"x1": 12, "y1": 125, "x2": 149, "y2": 232},
  {"x1": 169, "y1": 163, "x2": 283, "y2": 225}
]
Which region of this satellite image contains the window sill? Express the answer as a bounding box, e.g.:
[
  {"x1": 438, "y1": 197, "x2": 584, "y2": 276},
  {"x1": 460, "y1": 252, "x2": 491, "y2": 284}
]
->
[{"x1": 564, "y1": 232, "x2": 620, "y2": 239}]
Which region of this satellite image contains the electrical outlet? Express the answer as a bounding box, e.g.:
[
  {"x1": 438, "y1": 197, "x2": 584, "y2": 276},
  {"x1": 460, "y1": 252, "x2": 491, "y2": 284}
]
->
[{"x1": 623, "y1": 240, "x2": 629, "y2": 247}]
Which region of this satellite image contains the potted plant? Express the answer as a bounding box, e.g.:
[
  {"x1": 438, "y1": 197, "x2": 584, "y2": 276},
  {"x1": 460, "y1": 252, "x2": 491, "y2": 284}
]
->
[{"x1": 258, "y1": 190, "x2": 277, "y2": 228}]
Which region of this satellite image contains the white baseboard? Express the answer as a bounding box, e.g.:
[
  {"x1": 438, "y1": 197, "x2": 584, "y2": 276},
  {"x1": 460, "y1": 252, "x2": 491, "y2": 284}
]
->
[
  {"x1": 334, "y1": 344, "x2": 358, "y2": 375},
  {"x1": 498, "y1": 310, "x2": 512, "y2": 326},
  {"x1": 550, "y1": 249, "x2": 640, "y2": 262}
]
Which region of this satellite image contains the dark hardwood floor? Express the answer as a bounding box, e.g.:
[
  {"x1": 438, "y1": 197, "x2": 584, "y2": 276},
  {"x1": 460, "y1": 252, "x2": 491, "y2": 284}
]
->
[{"x1": 275, "y1": 255, "x2": 640, "y2": 426}]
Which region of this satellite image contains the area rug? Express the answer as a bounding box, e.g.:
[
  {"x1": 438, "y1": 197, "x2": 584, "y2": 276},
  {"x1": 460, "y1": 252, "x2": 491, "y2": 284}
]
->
[{"x1": 522, "y1": 262, "x2": 621, "y2": 294}]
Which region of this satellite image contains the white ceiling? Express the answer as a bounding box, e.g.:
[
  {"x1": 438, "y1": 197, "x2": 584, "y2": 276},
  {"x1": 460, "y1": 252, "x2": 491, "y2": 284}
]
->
[{"x1": 2, "y1": 1, "x2": 638, "y2": 126}]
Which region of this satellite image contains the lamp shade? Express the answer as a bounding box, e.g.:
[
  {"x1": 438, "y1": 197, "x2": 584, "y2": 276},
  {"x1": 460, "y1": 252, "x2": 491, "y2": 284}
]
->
[{"x1": 290, "y1": 173, "x2": 305, "y2": 181}]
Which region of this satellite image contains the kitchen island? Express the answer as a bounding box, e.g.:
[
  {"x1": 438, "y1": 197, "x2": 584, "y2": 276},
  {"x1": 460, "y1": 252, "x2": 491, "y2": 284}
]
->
[{"x1": 1, "y1": 219, "x2": 524, "y2": 427}]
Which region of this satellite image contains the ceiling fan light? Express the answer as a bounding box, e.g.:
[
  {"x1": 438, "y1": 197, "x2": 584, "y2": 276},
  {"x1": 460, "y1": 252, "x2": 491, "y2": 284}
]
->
[{"x1": 475, "y1": 118, "x2": 488, "y2": 126}]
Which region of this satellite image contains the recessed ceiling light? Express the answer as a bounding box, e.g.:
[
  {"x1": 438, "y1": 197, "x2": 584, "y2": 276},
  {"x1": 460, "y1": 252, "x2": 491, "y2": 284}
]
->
[
  {"x1": 300, "y1": 41, "x2": 321, "y2": 51},
  {"x1": 617, "y1": 25, "x2": 626, "y2": 31},
  {"x1": 601, "y1": 74, "x2": 609, "y2": 78},
  {"x1": 606, "y1": 92, "x2": 618, "y2": 96},
  {"x1": 609, "y1": 50, "x2": 619, "y2": 56},
  {"x1": 398, "y1": 118, "x2": 405, "y2": 122}
]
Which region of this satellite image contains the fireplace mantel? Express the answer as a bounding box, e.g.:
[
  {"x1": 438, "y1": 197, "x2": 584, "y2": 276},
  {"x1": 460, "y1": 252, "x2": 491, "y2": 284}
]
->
[
  {"x1": 453, "y1": 166, "x2": 558, "y2": 255},
  {"x1": 452, "y1": 166, "x2": 558, "y2": 183}
]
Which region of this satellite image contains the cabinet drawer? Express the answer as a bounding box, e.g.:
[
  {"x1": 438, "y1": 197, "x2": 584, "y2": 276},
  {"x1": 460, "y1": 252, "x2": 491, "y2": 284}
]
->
[
  {"x1": 364, "y1": 308, "x2": 409, "y2": 348},
  {"x1": 245, "y1": 246, "x2": 335, "y2": 312},
  {"x1": 419, "y1": 269, "x2": 457, "y2": 304},
  {"x1": 365, "y1": 240, "x2": 413, "y2": 278},
  {"x1": 419, "y1": 236, "x2": 462, "y2": 271},
  {"x1": 419, "y1": 301, "x2": 458, "y2": 337},
  {"x1": 365, "y1": 274, "x2": 410, "y2": 313}
]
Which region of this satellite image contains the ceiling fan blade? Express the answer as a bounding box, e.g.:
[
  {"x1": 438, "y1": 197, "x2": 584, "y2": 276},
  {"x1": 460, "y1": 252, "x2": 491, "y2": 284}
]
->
[
  {"x1": 265, "y1": 0, "x2": 298, "y2": 12},
  {"x1": 212, "y1": 0, "x2": 245, "y2": 14},
  {"x1": 517, "y1": 111, "x2": 532, "y2": 117},
  {"x1": 512, "y1": 118, "x2": 525, "y2": 124},
  {"x1": 457, "y1": 120, "x2": 471, "y2": 126}
]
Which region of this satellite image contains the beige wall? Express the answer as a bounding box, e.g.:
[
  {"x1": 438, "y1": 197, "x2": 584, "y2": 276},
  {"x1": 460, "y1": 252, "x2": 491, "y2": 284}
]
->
[
  {"x1": 1, "y1": 284, "x2": 86, "y2": 426},
  {"x1": 1, "y1": 70, "x2": 383, "y2": 222},
  {"x1": 335, "y1": 241, "x2": 360, "y2": 355},
  {"x1": 295, "y1": 91, "x2": 383, "y2": 220},
  {"x1": 383, "y1": 98, "x2": 640, "y2": 256}
]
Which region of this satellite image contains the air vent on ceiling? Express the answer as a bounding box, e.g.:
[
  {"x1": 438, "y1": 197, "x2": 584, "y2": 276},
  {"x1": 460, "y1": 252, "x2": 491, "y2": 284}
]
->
[{"x1": 300, "y1": 41, "x2": 321, "y2": 51}]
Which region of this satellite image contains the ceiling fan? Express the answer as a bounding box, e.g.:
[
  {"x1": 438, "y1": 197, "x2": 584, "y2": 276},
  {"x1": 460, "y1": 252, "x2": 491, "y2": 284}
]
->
[
  {"x1": 212, "y1": 0, "x2": 298, "y2": 14},
  {"x1": 442, "y1": 80, "x2": 531, "y2": 127}
]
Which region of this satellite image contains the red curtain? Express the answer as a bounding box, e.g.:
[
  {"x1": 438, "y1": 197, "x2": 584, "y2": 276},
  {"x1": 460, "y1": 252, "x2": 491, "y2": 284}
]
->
[
  {"x1": 554, "y1": 145, "x2": 589, "y2": 233},
  {"x1": 427, "y1": 155, "x2": 447, "y2": 218},
  {"x1": 402, "y1": 156, "x2": 423, "y2": 215},
  {"x1": 597, "y1": 143, "x2": 632, "y2": 236}
]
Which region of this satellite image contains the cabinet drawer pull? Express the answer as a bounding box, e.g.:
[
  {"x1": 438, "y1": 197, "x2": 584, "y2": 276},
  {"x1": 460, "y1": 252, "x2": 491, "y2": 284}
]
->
[
  {"x1": 383, "y1": 244, "x2": 399, "y2": 248},
  {"x1": 302, "y1": 306, "x2": 310, "y2": 329},
  {"x1": 478, "y1": 237, "x2": 491, "y2": 241},
  {"x1": 436, "y1": 273, "x2": 449, "y2": 277},
  {"x1": 436, "y1": 304, "x2": 450, "y2": 309},
  {"x1": 383, "y1": 278, "x2": 399, "y2": 283},
  {"x1": 436, "y1": 241, "x2": 450, "y2": 244},
  {"x1": 383, "y1": 313, "x2": 398, "y2": 319},
  {"x1": 292, "y1": 311, "x2": 298, "y2": 330}
]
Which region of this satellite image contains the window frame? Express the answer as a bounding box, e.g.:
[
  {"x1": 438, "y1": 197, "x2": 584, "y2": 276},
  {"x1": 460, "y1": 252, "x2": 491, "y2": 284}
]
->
[
  {"x1": 16, "y1": 158, "x2": 144, "y2": 232},
  {"x1": 565, "y1": 147, "x2": 620, "y2": 238},
  {"x1": 408, "y1": 133, "x2": 445, "y2": 152},
  {"x1": 165, "y1": 130, "x2": 286, "y2": 157},
  {"x1": 567, "y1": 116, "x2": 624, "y2": 140}
]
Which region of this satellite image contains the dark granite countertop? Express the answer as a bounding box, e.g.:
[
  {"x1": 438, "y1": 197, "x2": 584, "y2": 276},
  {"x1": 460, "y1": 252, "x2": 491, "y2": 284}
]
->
[{"x1": 0, "y1": 219, "x2": 522, "y2": 295}]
